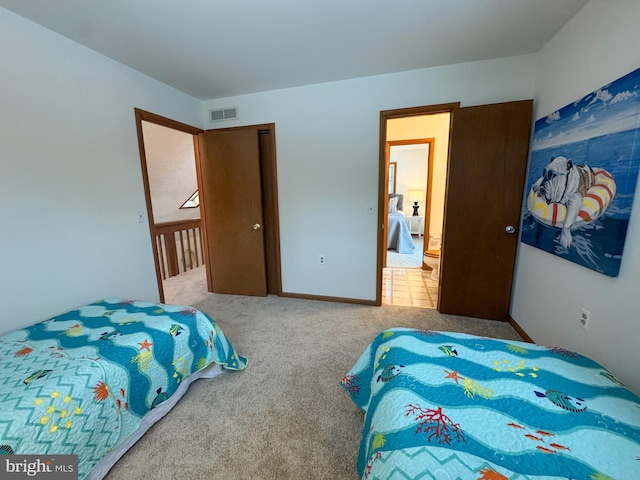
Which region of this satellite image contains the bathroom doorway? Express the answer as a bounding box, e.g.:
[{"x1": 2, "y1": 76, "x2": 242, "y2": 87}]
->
[{"x1": 381, "y1": 112, "x2": 452, "y2": 308}]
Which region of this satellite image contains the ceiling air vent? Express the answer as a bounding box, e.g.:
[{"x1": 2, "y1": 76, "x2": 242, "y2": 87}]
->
[{"x1": 209, "y1": 107, "x2": 238, "y2": 122}]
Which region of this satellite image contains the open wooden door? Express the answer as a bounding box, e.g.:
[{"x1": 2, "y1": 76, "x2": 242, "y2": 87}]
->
[
  {"x1": 198, "y1": 126, "x2": 278, "y2": 296},
  {"x1": 438, "y1": 100, "x2": 533, "y2": 320}
]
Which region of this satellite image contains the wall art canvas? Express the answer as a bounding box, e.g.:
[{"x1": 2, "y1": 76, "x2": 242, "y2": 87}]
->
[{"x1": 521, "y1": 66, "x2": 640, "y2": 277}]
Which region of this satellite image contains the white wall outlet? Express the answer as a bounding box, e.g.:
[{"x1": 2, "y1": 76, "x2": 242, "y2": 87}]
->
[
  {"x1": 319, "y1": 254, "x2": 326, "y2": 265},
  {"x1": 136, "y1": 210, "x2": 145, "y2": 223},
  {"x1": 579, "y1": 308, "x2": 590, "y2": 330}
]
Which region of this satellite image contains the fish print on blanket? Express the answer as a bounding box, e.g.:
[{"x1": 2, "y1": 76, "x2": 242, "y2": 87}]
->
[
  {"x1": 341, "y1": 328, "x2": 640, "y2": 480},
  {"x1": 376, "y1": 364, "x2": 404, "y2": 383},
  {"x1": 0, "y1": 445, "x2": 15, "y2": 455},
  {"x1": 0, "y1": 298, "x2": 247, "y2": 480}
]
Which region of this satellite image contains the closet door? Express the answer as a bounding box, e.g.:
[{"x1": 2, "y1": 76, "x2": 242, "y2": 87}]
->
[
  {"x1": 438, "y1": 100, "x2": 533, "y2": 321},
  {"x1": 198, "y1": 127, "x2": 268, "y2": 296}
]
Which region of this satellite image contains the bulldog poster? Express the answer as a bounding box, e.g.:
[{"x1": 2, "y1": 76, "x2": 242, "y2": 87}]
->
[{"x1": 521, "y1": 66, "x2": 640, "y2": 277}]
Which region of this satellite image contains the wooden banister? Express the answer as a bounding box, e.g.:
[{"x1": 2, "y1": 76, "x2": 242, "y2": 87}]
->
[{"x1": 154, "y1": 218, "x2": 204, "y2": 280}]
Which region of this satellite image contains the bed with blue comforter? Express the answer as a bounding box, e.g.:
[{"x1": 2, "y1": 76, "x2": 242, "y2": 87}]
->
[
  {"x1": 0, "y1": 298, "x2": 246, "y2": 479},
  {"x1": 388, "y1": 212, "x2": 415, "y2": 254},
  {"x1": 341, "y1": 328, "x2": 640, "y2": 480}
]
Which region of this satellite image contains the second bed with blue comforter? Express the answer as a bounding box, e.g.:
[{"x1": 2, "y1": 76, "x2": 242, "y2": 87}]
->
[
  {"x1": 0, "y1": 298, "x2": 246, "y2": 479},
  {"x1": 342, "y1": 328, "x2": 640, "y2": 480}
]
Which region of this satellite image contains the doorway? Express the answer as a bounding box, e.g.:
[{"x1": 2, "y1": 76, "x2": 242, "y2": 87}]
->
[
  {"x1": 134, "y1": 110, "x2": 282, "y2": 302},
  {"x1": 379, "y1": 105, "x2": 456, "y2": 308},
  {"x1": 383, "y1": 140, "x2": 436, "y2": 308},
  {"x1": 134, "y1": 109, "x2": 204, "y2": 303}
]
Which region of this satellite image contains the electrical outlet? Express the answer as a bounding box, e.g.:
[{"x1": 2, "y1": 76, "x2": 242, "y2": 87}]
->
[
  {"x1": 319, "y1": 255, "x2": 326, "y2": 265},
  {"x1": 579, "y1": 308, "x2": 590, "y2": 330}
]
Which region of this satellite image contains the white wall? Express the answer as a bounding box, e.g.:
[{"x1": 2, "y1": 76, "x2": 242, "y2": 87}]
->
[
  {"x1": 389, "y1": 147, "x2": 428, "y2": 212},
  {"x1": 202, "y1": 56, "x2": 537, "y2": 300},
  {"x1": 0, "y1": 8, "x2": 203, "y2": 335},
  {"x1": 142, "y1": 122, "x2": 200, "y2": 223},
  {"x1": 512, "y1": 0, "x2": 640, "y2": 393}
]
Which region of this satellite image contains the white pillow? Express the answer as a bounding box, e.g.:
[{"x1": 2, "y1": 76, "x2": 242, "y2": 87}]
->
[{"x1": 388, "y1": 196, "x2": 398, "y2": 213}]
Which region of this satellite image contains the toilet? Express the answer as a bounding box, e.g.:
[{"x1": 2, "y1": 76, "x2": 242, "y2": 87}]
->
[{"x1": 422, "y1": 235, "x2": 441, "y2": 281}]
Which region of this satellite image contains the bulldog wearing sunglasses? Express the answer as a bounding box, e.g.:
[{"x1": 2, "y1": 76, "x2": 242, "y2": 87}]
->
[{"x1": 534, "y1": 155, "x2": 596, "y2": 248}]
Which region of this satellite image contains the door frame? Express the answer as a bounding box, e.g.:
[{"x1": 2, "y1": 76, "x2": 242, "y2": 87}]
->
[
  {"x1": 385, "y1": 138, "x2": 435, "y2": 268},
  {"x1": 134, "y1": 108, "x2": 204, "y2": 303},
  {"x1": 376, "y1": 102, "x2": 459, "y2": 306}
]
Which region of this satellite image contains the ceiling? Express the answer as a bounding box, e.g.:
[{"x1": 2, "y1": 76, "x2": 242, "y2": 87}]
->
[{"x1": 0, "y1": 0, "x2": 589, "y2": 100}]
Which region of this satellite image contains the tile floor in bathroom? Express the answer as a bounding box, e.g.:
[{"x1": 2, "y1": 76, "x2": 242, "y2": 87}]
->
[{"x1": 382, "y1": 267, "x2": 439, "y2": 308}]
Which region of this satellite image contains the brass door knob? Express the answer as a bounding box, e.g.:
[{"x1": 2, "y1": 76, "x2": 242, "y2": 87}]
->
[{"x1": 252, "y1": 223, "x2": 262, "y2": 230}]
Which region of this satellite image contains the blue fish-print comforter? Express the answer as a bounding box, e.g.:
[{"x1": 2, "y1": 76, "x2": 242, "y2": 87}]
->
[
  {"x1": 341, "y1": 329, "x2": 640, "y2": 480},
  {"x1": 0, "y1": 298, "x2": 247, "y2": 479}
]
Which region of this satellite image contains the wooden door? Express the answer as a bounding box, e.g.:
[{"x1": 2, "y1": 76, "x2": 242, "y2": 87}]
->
[
  {"x1": 438, "y1": 100, "x2": 533, "y2": 320},
  {"x1": 198, "y1": 127, "x2": 268, "y2": 296}
]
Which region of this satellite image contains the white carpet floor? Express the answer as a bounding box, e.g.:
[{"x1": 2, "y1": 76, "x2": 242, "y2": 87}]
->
[{"x1": 103, "y1": 269, "x2": 522, "y2": 480}]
